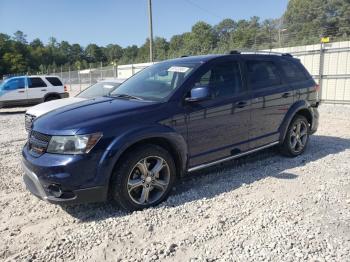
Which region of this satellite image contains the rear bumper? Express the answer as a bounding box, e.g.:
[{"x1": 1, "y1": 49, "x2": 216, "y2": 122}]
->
[
  {"x1": 310, "y1": 106, "x2": 319, "y2": 134},
  {"x1": 60, "y1": 92, "x2": 69, "y2": 99},
  {"x1": 21, "y1": 157, "x2": 107, "y2": 205}
]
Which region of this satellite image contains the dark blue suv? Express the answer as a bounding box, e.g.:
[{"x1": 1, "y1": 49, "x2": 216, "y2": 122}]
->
[{"x1": 22, "y1": 52, "x2": 319, "y2": 211}]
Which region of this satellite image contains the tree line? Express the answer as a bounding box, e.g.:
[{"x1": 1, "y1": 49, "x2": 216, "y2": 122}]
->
[{"x1": 1, "y1": 0, "x2": 349, "y2": 77}]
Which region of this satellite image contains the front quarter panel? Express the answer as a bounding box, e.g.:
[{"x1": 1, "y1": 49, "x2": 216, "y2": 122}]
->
[{"x1": 96, "y1": 124, "x2": 188, "y2": 186}]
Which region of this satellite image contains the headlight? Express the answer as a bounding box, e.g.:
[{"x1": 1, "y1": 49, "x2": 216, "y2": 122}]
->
[{"x1": 47, "y1": 133, "x2": 102, "y2": 154}]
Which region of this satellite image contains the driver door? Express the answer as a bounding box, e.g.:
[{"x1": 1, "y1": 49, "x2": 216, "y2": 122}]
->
[
  {"x1": 185, "y1": 58, "x2": 251, "y2": 168},
  {"x1": 0, "y1": 77, "x2": 28, "y2": 107}
]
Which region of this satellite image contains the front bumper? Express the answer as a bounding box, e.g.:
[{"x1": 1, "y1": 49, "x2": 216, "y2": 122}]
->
[{"x1": 21, "y1": 149, "x2": 108, "y2": 205}]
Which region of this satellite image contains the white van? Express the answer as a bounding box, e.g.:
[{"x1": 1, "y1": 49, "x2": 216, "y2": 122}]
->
[{"x1": 0, "y1": 75, "x2": 68, "y2": 108}]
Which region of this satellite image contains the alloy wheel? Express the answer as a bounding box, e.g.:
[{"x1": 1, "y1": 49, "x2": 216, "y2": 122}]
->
[
  {"x1": 127, "y1": 156, "x2": 171, "y2": 205},
  {"x1": 290, "y1": 121, "x2": 308, "y2": 153}
]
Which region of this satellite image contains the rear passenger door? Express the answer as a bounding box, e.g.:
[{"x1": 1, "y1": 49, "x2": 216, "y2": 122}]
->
[
  {"x1": 27, "y1": 77, "x2": 48, "y2": 103},
  {"x1": 246, "y1": 58, "x2": 293, "y2": 148},
  {"x1": 186, "y1": 58, "x2": 251, "y2": 168}
]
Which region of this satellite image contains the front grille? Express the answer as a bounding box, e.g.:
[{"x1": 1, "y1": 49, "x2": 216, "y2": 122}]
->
[
  {"x1": 28, "y1": 131, "x2": 51, "y2": 156},
  {"x1": 25, "y1": 114, "x2": 36, "y2": 132}
]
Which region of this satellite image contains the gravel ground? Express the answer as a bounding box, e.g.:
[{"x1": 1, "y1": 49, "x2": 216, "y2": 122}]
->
[{"x1": 0, "y1": 104, "x2": 349, "y2": 262}]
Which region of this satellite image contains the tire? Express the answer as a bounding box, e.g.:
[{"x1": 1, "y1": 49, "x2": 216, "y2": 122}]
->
[
  {"x1": 280, "y1": 115, "x2": 310, "y2": 157},
  {"x1": 45, "y1": 96, "x2": 59, "y2": 102},
  {"x1": 110, "y1": 144, "x2": 176, "y2": 211}
]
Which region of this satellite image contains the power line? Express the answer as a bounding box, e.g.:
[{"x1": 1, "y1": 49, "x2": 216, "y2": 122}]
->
[{"x1": 183, "y1": 0, "x2": 224, "y2": 20}]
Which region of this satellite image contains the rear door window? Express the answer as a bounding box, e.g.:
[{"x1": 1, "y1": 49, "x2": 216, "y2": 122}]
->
[
  {"x1": 246, "y1": 60, "x2": 282, "y2": 89},
  {"x1": 29, "y1": 77, "x2": 47, "y2": 88},
  {"x1": 279, "y1": 59, "x2": 308, "y2": 82},
  {"x1": 46, "y1": 77, "x2": 63, "y2": 86}
]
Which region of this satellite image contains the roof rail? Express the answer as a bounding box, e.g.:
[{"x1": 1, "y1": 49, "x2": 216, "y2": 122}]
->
[
  {"x1": 180, "y1": 55, "x2": 188, "y2": 58},
  {"x1": 227, "y1": 49, "x2": 293, "y2": 57}
]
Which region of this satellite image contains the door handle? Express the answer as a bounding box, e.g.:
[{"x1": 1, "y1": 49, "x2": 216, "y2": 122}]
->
[
  {"x1": 236, "y1": 101, "x2": 247, "y2": 108},
  {"x1": 18, "y1": 90, "x2": 25, "y2": 93},
  {"x1": 41, "y1": 89, "x2": 47, "y2": 91},
  {"x1": 282, "y1": 92, "x2": 291, "y2": 98}
]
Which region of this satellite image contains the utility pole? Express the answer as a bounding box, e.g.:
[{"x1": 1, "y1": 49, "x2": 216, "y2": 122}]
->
[
  {"x1": 148, "y1": 0, "x2": 154, "y2": 62},
  {"x1": 278, "y1": 15, "x2": 287, "y2": 48}
]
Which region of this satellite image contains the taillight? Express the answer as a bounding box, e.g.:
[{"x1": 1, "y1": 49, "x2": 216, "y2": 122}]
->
[
  {"x1": 64, "y1": 85, "x2": 68, "y2": 92},
  {"x1": 314, "y1": 84, "x2": 320, "y2": 92}
]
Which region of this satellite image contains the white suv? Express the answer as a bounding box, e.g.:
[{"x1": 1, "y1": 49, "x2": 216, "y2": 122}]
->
[
  {"x1": 24, "y1": 78, "x2": 126, "y2": 132},
  {"x1": 0, "y1": 75, "x2": 69, "y2": 108}
]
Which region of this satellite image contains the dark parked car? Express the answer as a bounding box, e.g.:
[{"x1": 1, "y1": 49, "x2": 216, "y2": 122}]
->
[{"x1": 22, "y1": 52, "x2": 319, "y2": 211}]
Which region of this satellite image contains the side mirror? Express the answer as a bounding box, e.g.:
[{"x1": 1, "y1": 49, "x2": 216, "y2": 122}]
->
[{"x1": 185, "y1": 86, "x2": 210, "y2": 102}]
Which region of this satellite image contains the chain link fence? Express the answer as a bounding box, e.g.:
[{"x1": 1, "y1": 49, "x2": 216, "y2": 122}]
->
[{"x1": 53, "y1": 63, "x2": 155, "y2": 96}]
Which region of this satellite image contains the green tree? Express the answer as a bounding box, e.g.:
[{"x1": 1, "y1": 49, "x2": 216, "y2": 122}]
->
[
  {"x1": 168, "y1": 34, "x2": 186, "y2": 58},
  {"x1": 13, "y1": 30, "x2": 27, "y2": 44},
  {"x1": 103, "y1": 44, "x2": 123, "y2": 63},
  {"x1": 3, "y1": 52, "x2": 27, "y2": 73},
  {"x1": 85, "y1": 44, "x2": 105, "y2": 63},
  {"x1": 185, "y1": 21, "x2": 217, "y2": 55},
  {"x1": 154, "y1": 37, "x2": 169, "y2": 60},
  {"x1": 119, "y1": 45, "x2": 139, "y2": 64},
  {"x1": 283, "y1": 0, "x2": 350, "y2": 44}
]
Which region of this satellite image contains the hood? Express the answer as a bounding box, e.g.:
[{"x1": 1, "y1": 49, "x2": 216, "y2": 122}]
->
[
  {"x1": 26, "y1": 97, "x2": 86, "y2": 117},
  {"x1": 33, "y1": 96, "x2": 159, "y2": 135}
]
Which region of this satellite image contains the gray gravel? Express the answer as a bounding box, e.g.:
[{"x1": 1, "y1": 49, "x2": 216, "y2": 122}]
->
[{"x1": 0, "y1": 104, "x2": 349, "y2": 262}]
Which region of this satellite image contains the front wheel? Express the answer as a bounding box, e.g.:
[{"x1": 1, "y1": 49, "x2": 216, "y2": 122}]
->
[
  {"x1": 110, "y1": 144, "x2": 176, "y2": 211},
  {"x1": 280, "y1": 115, "x2": 310, "y2": 157}
]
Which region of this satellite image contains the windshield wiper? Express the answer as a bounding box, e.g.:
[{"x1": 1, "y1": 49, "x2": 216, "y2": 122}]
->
[{"x1": 109, "y1": 93, "x2": 143, "y2": 100}]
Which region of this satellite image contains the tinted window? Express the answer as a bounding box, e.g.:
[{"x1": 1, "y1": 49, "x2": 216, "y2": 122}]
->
[
  {"x1": 46, "y1": 77, "x2": 63, "y2": 86},
  {"x1": 2, "y1": 78, "x2": 25, "y2": 90},
  {"x1": 247, "y1": 60, "x2": 282, "y2": 89},
  {"x1": 194, "y1": 61, "x2": 243, "y2": 98},
  {"x1": 29, "y1": 77, "x2": 47, "y2": 88},
  {"x1": 279, "y1": 59, "x2": 308, "y2": 82}
]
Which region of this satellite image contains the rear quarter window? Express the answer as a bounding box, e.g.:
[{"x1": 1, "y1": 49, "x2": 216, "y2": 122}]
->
[
  {"x1": 279, "y1": 59, "x2": 309, "y2": 82},
  {"x1": 46, "y1": 77, "x2": 63, "y2": 86},
  {"x1": 246, "y1": 60, "x2": 282, "y2": 89}
]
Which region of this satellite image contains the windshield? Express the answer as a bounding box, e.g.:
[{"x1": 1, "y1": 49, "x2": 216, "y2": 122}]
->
[
  {"x1": 110, "y1": 61, "x2": 199, "y2": 101},
  {"x1": 76, "y1": 82, "x2": 121, "y2": 98}
]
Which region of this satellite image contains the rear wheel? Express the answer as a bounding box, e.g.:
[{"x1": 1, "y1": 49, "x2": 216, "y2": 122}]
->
[
  {"x1": 280, "y1": 115, "x2": 310, "y2": 157},
  {"x1": 110, "y1": 144, "x2": 176, "y2": 211},
  {"x1": 45, "y1": 96, "x2": 59, "y2": 102}
]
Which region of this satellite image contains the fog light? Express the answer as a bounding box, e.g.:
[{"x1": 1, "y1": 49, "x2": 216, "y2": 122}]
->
[{"x1": 47, "y1": 184, "x2": 62, "y2": 198}]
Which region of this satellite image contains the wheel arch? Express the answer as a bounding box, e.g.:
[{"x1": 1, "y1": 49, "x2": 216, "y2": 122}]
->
[
  {"x1": 44, "y1": 92, "x2": 61, "y2": 101},
  {"x1": 100, "y1": 127, "x2": 188, "y2": 190},
  {"x1": 113, "y1": 136, "x2": 186, "y2": 178},
  {"x1": 279, "y1": 100, "x2": 313, "y2": 143}
]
